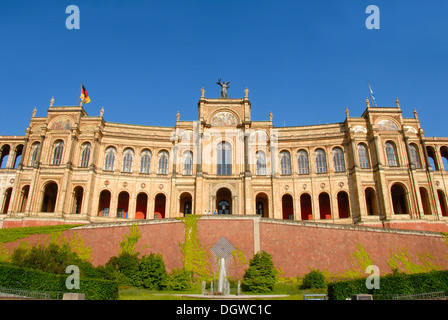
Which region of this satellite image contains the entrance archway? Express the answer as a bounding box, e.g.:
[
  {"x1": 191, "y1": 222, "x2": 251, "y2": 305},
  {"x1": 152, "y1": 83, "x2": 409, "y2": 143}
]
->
[
  {"x1": 41, "y1": 182, "x2": 58, "y2": 213},
  {"x1": 216, "y1": 188, "x2": 232, "y2": 214},
  {"x1": 136, "y1": 193, "x2": 148, "y2": 219},
  {"x1": 117, "y1": 191, "x2": 130, "y2": 218},
  {"x1": 337, "y1": 191, "x2": 350, "y2": 219},
  {"x1": 98, "y1": 190, "x2": 111, "y2": 217},
  {"x1": 282, "y1": 194, "x2": 294, "y2": 220},
  {"x1": 319, "y1": 192, "x2": 331, "y2": 219},
  {"x1": 180, "y1": 192, "x2": 193, "y2": 216},
  {"x1": 391, "y1": 183, "x2": 409, "y2": 215},
  {"x1": 300, "y1": 193, "x2": 312, "y2": 220},
  {"x1": 255, "y1": 192, "x2": 269, "y2": 217},
  {"x1": 19, "y1": 185, "x2": 30, "y2": 213},
  {"x1": 2, "y1": 188, "x2": 12, "y2": 214},
  {"x1": 154, "y1": 193, "x2": 166, "y2": 219},
  {"x1": 419, "y1": 187, "x2": 431, "y2": 215},
  {"x1": 365, "y1": 187, "x2": 378, "y2": 216},
  {"x1": 72, "y1": 186, "x2": 83, "y2": 214},
  {"x1": 438, "y1": 190, "x2": 448, "y2": 217}
]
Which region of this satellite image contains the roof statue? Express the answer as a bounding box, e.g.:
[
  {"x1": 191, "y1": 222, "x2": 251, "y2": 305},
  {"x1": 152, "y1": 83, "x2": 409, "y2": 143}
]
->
[
  {"x1": 217, "y1": 78, "x2": 230, "y2": 98},
  {"x1": 201, "y1": 87, "x2": 205, "y2": 99}
]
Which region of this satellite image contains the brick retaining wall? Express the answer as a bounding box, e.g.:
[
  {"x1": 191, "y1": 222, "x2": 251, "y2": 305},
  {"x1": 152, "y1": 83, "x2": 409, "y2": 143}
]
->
[{"x1": 2, "y1": 216, "x2": 447, "y2": 278}]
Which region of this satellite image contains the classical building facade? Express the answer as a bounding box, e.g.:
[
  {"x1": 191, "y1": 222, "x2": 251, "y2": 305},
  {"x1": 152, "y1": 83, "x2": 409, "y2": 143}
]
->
[{"x1": 1, "y1": 88, "x2": 448, "y2": 229}]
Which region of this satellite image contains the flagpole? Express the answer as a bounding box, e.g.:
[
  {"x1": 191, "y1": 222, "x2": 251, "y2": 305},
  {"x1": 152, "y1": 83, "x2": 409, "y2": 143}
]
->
[
  {"x1": 367, "y1": 82, "x2": 375, "y2": 107},
  {"x1": 78, "y1": 82, "x2": 83, "y2": 106}
]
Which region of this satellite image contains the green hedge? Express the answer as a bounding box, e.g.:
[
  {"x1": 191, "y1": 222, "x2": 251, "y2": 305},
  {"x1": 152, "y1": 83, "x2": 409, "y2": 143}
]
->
[
  {"x1": 0, "y1": 262, "x2": 118, "y2": 300},
  {"x1": 328, "y1": 270, "x2": 448, "y2": 300}
]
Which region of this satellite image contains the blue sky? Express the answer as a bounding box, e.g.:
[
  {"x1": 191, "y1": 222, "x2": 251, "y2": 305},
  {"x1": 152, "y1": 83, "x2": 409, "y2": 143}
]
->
[{"x1": 1, "y1": 0, "x2": 447, "y2": 137}]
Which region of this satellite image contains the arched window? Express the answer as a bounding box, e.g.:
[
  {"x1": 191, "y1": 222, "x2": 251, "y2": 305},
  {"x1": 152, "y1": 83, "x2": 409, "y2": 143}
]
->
[
  {"x1": 13, "y1": 145, "x2": 23, "y2": 169},
  {"x1": 385, "y1": 142, "x2": 398, "y2": 167},
  {"x1": 79, "y1": 142, "x2": 91, "y2": 168},
  {"x1": 183, "y1": 151, "x2": 193, "y2": 175},
  {"x1": 332, "y1": 147, "x2": 346, "y2": 172},
  {"x1": 357, "y1": 144, "x2": 370, "y2": 169},
  {"x1": 158, "y1": 151, "x2": 169, "y2": 174},
  {"x1": 297, "y1": 150, "x2": 309, "y2": 174},
  {"x1": 409, "y1": 144, "x2": 421, "y2": 169},
  {"x1": 426, "y1": 146, "x2": 439, "y2": 171},
  {"x1": 140, "y1": 150, "x2": 152, "y2": 174},
  {"x1": 440, "y1": 146, "x2": 448, "y2": 171},
  {"x1": 104, "y1": 147, "x2": 117, "y2": 171},
  {"x1": 279, "y1": 151, "x2": 291, "y2": 175},
  {"x1": 52, "y1": 141, "x2": 64, "y2": 165},
  {"x1": 217, "y1": 142, "x2": 232, "y2": 176},
  {"x1": 29, "y1": 142, "x2": 40, "y2": 167},
  {"x1": 255, "y1": 151, "x2": 266, "y2": 175},
  {"x1": 0, "y1": 145, "x2": 10, "y2": 169},
  {"x1": 122, "y1": 148, "x2": 134, "y2": 172},
  {"x1": 315, "y1": 149, "x2": 327, "y2": 173}
]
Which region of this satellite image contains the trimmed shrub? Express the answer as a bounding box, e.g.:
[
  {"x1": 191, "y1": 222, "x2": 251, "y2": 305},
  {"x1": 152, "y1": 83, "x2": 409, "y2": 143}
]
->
[
  {"x1": 301, "y1": 270, "x2": 326, "y2": 289},
  {"x1": 106, "y1": 251, "x2": 140, "y2": 286},
  {"x1": 135, "y1": 253, "x2": 167, "y2": 290},
  {"x1": 0, "y1": 262, "x2": 118, "y2": 300},
  {"x1": 328, "y1": 270, "x2": 448, "y2": 300},
  {"x1": 165, "y1": 268, "x2": 194, "y2": 291},
  {"x1": 242, "y1": 251, "x2": 277, "y2": 293}
]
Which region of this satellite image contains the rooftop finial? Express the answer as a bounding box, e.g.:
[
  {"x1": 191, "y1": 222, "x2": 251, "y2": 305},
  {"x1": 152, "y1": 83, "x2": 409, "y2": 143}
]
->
[{"x1": 366, "y1": 97, "x2": 370, "y2": 108}]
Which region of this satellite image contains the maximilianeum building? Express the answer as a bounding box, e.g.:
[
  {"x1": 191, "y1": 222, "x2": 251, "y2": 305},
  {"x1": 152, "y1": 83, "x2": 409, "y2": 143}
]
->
[{"x1": 1, "y1": 86, "x2": 448, "y2": 230}]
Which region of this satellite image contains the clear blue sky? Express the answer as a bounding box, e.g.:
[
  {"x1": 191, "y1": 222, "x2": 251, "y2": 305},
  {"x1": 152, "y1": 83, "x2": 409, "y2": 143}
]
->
[{"x1": 1, "y1": 0, "x2": 447, "y2": 137}]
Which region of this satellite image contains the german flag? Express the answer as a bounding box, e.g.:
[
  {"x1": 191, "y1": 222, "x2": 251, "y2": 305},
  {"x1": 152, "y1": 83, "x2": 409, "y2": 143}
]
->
[{"x1": 80, "y1": 85, "x2": 91, "y2": 104}]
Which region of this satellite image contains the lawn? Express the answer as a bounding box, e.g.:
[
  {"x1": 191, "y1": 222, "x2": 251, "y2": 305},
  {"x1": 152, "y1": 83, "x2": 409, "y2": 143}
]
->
[{"x1": 118, "y1": 278, "x2": 328, "y2": 300}]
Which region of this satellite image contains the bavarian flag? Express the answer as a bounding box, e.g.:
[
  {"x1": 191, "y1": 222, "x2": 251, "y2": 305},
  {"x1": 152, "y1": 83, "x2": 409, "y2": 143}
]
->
[{"x1": 80, "y1": 84, "x2": 91, "y2": 104}]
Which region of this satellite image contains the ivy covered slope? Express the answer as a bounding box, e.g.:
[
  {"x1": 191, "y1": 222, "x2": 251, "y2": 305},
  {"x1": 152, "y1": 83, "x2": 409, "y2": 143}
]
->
[{"x1": 0, "y1": 224, "x2": 82, "y2": 244}]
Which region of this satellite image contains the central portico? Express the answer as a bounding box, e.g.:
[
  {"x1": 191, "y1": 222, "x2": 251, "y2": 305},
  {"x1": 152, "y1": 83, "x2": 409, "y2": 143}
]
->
[{"x1": 175, "y1": 85, "x2": 273, "y2": 216}]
